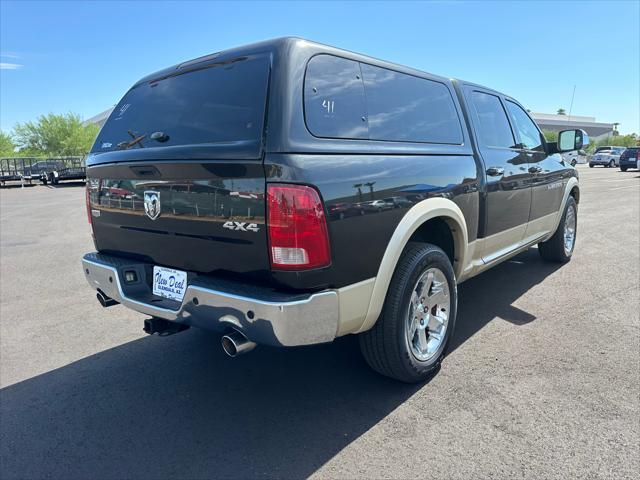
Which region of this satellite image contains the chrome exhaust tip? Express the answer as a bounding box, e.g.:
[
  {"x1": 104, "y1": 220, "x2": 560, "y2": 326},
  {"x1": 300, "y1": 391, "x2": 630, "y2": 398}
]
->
[
  {"x1": 221, "y1": 331, "x2": 257, "y2": 357},
  {"x1": 97, "y1": 290, "x2": 118, "y2": 308}
]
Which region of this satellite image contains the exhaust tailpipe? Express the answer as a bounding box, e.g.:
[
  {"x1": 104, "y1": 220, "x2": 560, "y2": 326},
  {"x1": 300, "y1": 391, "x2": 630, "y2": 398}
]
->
[
  {"x1": 97, "y1": 290, "x2": 118, "y2": 308},
  {"x1": 221, "y1": 331, "x2": 257, "y2": 357}
]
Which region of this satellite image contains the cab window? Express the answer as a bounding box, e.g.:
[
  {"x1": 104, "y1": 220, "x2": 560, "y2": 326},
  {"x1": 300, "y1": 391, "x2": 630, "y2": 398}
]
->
[
  {"x1": 468, "y1": 91, "x2": 515, "y2": 149},
  {"x1": 505, "y1": 100, "x2": 544, "y2": 151}
]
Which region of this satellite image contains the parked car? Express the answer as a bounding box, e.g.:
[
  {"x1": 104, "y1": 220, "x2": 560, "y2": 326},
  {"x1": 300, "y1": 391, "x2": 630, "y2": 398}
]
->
[
  {"x1": 328, "y1": 202, "x2": 365, "y2": 220},
  {"x1": 81, "y1": 38, "x2": 583, "y2": 383},
  {"x1": 362, "y1": 199, "x2": 394, "y2": 212},
  {"x1": 619, "y1": 147, "x2": 639, "y2": 172},
  {"x1": 384, "y1": 196, "x2": 414, "y2": 209},
  {"x1": 562, "y1": 149, "x2": 587, "y2": 166},
  {"x1": 589, "y1": 146, "x2": 626, "y2": 167}
]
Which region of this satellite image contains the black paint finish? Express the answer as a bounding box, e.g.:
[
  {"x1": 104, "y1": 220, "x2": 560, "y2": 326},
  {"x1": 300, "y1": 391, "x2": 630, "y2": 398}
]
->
[
  {"x1": 265, "y1": 153, "x2": 479, "y2": 288},
  {"x1": 87, "y1": 160, "x2": 269, "y2": 282},
  {"x1": 86, "y1": 37, "x2": 577, "y2": 293}
]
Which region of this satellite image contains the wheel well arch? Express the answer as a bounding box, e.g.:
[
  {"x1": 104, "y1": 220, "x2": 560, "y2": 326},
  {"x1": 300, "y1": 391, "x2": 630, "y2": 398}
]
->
[
  {"x1": 569, "y1": 185, "x2": 580, "y2": 204},
  {"x1": 408, "y1": 217, "x2": 456, "y2": 266},
  {"x1": 355, "y1": 198, "x2": 469, "y2": 334}
]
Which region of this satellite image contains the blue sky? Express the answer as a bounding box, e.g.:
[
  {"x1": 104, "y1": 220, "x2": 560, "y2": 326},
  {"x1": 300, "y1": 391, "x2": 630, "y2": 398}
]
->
[{"x1": 1, "y1": 0, "x2": 639, "y2": 134}]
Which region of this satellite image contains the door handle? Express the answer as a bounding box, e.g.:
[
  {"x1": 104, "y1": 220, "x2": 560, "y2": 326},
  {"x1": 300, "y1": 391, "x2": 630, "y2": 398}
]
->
[
  {"x1": 486, "y1": 166, "x2": 505, "y2": 177},
  {"x1": 528, "y1": 166, "x2": 542, "y2": 174}
]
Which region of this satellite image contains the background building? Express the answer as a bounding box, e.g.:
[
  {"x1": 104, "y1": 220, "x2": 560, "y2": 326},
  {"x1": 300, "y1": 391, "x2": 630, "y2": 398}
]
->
[
  {"x1": 531, "y1": 112, "x2": 615, "y2": 141},
  {"x1": 83, "y1": 107, "x2": 114, "y2": 129}
]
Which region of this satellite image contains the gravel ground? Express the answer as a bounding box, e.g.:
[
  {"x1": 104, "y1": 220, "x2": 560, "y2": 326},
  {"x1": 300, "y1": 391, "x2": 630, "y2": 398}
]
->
[{"x1": 1, "y1": 165, "x2": 638, "y2": 479}]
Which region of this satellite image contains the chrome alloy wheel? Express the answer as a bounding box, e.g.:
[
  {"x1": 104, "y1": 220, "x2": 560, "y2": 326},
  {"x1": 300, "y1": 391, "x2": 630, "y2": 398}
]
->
[
  {"x1": 563, "y1": 204, "x2": 577, "y2": 256},
  {"x1": 406, "y1": 267, "x2": 450, "y2": 362}
]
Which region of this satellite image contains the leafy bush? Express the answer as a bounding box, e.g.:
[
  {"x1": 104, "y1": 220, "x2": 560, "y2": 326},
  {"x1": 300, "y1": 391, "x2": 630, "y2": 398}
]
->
[
  {"x1": 542, "y1": 130, "x2": 558, "y2": 142},
  {"x1": 0, "y1": 130, "x2": 15, "y2": 157},
  {"x1": 12, "y1": 113, "x2": 99, "y2": 156},
  {"x1": 586, "y1": 134, "x2": 638, "y2": 152}
]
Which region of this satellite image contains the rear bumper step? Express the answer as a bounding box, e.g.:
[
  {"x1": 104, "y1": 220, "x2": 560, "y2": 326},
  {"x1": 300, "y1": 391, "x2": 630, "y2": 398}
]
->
[{"x1": 81, "y1": 252, "x2": 339, "y2": 347}]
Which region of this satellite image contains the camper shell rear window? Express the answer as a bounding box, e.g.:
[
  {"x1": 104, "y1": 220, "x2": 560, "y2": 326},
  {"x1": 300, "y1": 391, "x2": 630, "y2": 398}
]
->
[{"x1": 92, "y1": 55, "x2": 270, "y2": 153}]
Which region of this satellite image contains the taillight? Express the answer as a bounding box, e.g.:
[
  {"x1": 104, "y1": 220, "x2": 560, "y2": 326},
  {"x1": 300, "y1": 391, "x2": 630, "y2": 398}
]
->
[
  {"x1": 267, "y1": 184, "x2": 331, "y2": 270},
  {"x1": 636, "y1": 150, "x2": 640, "y2": 160},
  {"x1": 85, "y1": 184, "x2": 92, "y2": 226}
]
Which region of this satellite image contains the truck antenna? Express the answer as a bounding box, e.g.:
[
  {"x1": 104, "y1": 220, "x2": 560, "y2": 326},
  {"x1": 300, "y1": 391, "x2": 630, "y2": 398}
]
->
[{"x1": 567, "y1": 85, "x2": 576, "y2": 123}]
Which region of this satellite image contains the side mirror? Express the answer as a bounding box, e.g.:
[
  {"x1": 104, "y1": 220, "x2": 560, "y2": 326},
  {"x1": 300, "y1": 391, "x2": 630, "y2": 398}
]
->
[{"x1": 558, "y1": 129, "x2": 589, "y2": 152}]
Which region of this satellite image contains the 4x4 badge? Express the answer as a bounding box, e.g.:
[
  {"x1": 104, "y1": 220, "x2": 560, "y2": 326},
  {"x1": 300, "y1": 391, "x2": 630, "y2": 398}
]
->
[
  {"x1": 223, "y1": 221, "x2": 259, "y2": 232},
  {"x1": 144, "y1": 191, "x2": 161, "y2": 220}
]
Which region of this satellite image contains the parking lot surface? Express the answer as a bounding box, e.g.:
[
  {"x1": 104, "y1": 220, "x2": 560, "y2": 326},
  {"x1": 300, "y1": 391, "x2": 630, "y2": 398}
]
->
[{"x1": 1, "y1": 166, "x2": 638, "y2": 479}]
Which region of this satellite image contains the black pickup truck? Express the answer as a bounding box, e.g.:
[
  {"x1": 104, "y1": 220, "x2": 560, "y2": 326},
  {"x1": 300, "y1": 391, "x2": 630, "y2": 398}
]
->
[{"x1": 82, "y1": 38, "x2": 584, "y2": 383}]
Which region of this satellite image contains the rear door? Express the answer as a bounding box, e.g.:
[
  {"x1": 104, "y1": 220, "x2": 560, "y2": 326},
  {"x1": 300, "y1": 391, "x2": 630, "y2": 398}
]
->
[
  {"x1": 464, "y1": 87, "x2": 532, "y2": 261},
  {"x1": 87, "y1": 53, "x2": 271, "y2": 279}
]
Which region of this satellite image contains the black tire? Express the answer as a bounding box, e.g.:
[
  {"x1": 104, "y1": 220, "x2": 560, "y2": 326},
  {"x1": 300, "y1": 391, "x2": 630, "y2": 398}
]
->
[
  {"x1": 538, "y1": 196, "x2": 577, "y2": 263},
  {"x1": 589, "y1": 163, "x2": 594, "y2": 168},
  {"x1": 359, "y1": 243, "x2": 457, "y2": 383},
  {"x1": 609, "y1": 160, "x2": 615, "y2": 168},
  {"x1": 621, "y1": 166, "x2": 628, "y2": 172}
]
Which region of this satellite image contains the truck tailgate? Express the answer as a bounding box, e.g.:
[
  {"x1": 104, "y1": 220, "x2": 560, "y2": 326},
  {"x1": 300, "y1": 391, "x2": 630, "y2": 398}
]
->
[{"x1": 87, "y1": 160, "x2": 268, "y2": 277}]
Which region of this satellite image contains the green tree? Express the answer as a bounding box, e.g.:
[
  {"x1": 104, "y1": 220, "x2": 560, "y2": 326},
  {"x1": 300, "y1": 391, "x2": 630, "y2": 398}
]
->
[
  {"x1": 0, "y1": 130, "x2": 16, "y2": 157},
  {"x1": 557, "y1": 108, "x2": 566, "y2": 115},
  {"x1": 13, "y1": 113, "x2": 99, "y2": 156},
  {"x1": 586, "y1": 133, "x2": 638, "y2": 152},
  {"x1": 542, "y1": 130, "x2": 558, "y2": 142}
]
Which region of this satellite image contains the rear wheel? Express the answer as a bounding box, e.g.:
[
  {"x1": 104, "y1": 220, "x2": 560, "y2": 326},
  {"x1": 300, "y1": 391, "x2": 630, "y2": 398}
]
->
[
  {"x1": 538, "y1": 196, "x2": 577, "y2": 263},
  {"x1": 609, "y1": 160, "x2": 615, "y2": 168},
  {"x1": 621, "y1": 166, "x2": 628, "y2": 172},
  {"x1": 589, "y1": 163, "x2": 594, "y2": 168},
  {"x1": 359, "y1": 243, "x2": 457, "y2": 383}
]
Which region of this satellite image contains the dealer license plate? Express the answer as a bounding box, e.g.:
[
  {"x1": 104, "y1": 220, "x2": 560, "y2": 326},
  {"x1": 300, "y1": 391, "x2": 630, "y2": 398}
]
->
[{"x1": 152, "y1": 266, "x2": 187, "y2": 302}]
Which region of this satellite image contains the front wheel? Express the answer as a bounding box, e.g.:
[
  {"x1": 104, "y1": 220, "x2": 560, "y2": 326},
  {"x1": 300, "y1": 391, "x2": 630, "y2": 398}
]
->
[
  {"x1": 609, "y1": 160, "x2": 615, "y2": 168},
  {"x1": 359, "y1": 243, "x2": 457, "y2": 383},
  {"x1": 589, "y1": 163, "x2": 594, "y2": 168},
  {"x1": 538, "y1": 196, "x2": 577, "y2": 263}
]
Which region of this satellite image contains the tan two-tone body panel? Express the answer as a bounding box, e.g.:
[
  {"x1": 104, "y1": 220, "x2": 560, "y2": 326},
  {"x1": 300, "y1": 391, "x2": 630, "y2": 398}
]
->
[{"x1": 334, "y1": 176, "x2": 578, "y2": 337}]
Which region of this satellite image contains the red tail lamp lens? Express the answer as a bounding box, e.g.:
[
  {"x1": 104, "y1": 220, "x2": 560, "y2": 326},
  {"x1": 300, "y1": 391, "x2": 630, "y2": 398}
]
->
[
  {"x1": 85, "y1": 185, "x2": 92, "y2": 226},
  {"x1": 267, "y1": 184, "x2": 331, "y2": 270}
]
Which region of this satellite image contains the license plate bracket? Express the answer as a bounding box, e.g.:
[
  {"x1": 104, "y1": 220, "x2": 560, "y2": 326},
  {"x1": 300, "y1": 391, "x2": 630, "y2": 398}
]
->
[{"x1": 152, "y1": 266, "x2": 187, "y2": 302}]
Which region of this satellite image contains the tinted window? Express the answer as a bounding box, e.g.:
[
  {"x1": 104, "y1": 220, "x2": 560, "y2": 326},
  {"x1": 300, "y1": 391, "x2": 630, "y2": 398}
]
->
[
  {"x1": 505, "y1": 100, "x2": 543, "y2": 151},
  {"x1": 304, "y1": 55, "x2": 368, "y2": 139},
  {"x1": 93, "y1": 55, "x2": 270, "y2": 153},
  {"x1": 469, "y1": 91, "x2": 515, "y2": 148},
  {"x1": 360, "y1": 64, "x2": 462, "y2": 144}
]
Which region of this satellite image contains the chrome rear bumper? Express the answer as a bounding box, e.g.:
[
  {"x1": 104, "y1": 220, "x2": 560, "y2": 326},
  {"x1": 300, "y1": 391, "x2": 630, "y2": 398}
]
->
[{"x1": 81, "y1": 252, "x2": 339, "y2": 347}]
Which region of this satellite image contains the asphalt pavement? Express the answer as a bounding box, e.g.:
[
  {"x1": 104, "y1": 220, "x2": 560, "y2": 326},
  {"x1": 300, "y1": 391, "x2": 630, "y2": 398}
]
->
[{"x1": 0, "y1": 164, "x2": 638, "y2": 479}]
